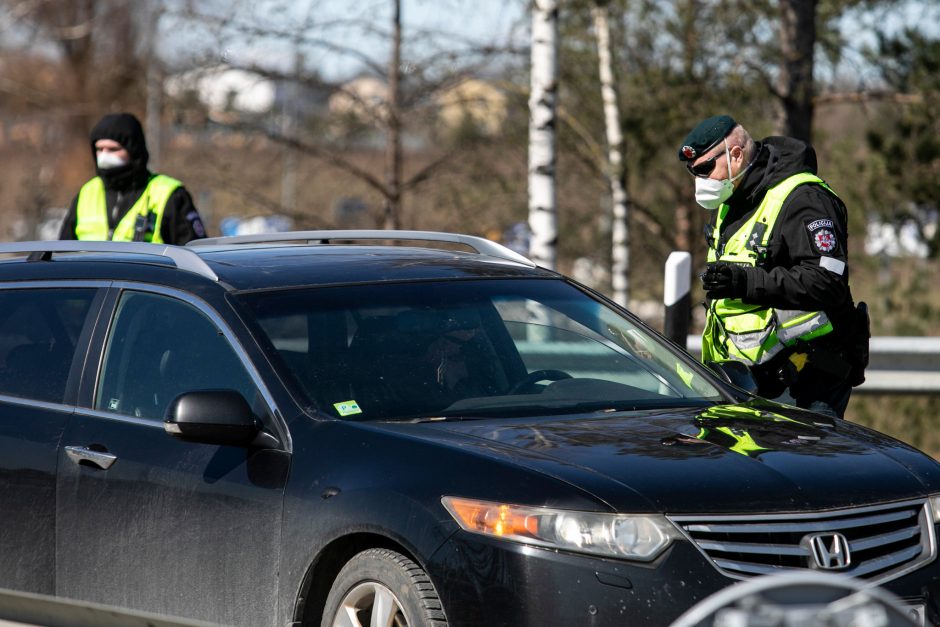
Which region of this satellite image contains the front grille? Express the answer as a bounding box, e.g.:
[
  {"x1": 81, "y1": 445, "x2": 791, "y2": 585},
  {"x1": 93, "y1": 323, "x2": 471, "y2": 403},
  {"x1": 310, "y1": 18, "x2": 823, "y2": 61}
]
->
[{"x1": 669, "y1": 499, "x2": 936, "y2": 584}]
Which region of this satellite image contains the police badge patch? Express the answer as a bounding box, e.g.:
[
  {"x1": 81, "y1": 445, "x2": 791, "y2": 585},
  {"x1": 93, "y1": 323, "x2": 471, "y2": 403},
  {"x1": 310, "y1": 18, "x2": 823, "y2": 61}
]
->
[
  {"x1": 806, "y1": 218, "x2": 838, "y2": 254},
  {"x1": 814, "y1": 229, "x2": 836, "y2": 253},
  {"x1": 806, "y1": 219, "x2": 833, "y2": 232}
]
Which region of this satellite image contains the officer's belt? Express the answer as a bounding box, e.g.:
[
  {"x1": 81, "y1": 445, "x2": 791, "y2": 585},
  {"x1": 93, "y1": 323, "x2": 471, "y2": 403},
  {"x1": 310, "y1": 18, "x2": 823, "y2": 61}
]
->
[{"x1": 789, "y1": 340, "x2": 852, "y2": 379}]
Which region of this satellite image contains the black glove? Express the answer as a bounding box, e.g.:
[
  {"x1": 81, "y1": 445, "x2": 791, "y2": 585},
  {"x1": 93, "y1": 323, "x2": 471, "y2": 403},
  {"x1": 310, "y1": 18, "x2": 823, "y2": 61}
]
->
[{"x1": 702, "y1": 262, "x2": 747, "y2": 299}]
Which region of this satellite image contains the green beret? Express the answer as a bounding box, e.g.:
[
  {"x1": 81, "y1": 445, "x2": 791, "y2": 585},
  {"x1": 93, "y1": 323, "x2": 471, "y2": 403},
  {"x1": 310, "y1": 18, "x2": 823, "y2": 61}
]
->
[{"x1": 678, "y1": 115, "x2": 737, "y2": 161}]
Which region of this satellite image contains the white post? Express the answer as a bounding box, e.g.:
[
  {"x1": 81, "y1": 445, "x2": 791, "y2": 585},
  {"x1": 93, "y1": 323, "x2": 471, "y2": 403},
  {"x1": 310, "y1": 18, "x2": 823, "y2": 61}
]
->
[{"x1": 664, "y1": 252, "x2": 692, "y2": 348}]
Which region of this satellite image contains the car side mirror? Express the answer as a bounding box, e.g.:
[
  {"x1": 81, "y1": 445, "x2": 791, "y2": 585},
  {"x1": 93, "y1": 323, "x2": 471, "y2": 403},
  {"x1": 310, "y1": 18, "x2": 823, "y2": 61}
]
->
[
  {"x1": 706, "y1": 360, "x2": 759, "y2": 395},
  {"x1": 164, "y1": 390, "x2": 261, "y2": 446}
]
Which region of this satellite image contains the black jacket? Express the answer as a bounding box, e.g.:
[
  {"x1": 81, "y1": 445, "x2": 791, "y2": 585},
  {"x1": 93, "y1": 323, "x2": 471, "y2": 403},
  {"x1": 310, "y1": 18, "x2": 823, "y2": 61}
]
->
[
  {"x1": 58, "y1": 174, "x2": 206, "y2": 245},
  {"x1": 59, "y1": 112, "x2": 206, "y2": 245},
  {"x1": 715, "y1": 136, "x2": 855, "y2": 345}
]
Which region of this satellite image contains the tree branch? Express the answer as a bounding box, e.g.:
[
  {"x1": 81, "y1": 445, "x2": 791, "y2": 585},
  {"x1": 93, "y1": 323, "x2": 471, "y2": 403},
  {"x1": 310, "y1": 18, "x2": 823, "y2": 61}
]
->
[
  {"x1": 171, "y1": 8, "x2": 387, "y2": 76},
  {"x1": 402, "y1": 150, "x2": 457, "y2": 192},
  {"x1": 227, "y1": 121, "x2": 392, "y2": 199},
  {"x1": 742, "y1": 58, "x2": 785, "y2": 100},
  {"x1": 815, "y1": 90, "x2": 922, "y2": 105},
  {"x1": 200, "y1": 173, "x2": 337, "y2": 228}
]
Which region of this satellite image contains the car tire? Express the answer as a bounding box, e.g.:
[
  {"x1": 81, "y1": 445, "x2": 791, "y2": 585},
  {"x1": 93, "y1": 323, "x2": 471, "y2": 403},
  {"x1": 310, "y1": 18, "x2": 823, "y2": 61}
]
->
[{"x1": 321, "y1": 548, "x2": 448, "y2": 627}]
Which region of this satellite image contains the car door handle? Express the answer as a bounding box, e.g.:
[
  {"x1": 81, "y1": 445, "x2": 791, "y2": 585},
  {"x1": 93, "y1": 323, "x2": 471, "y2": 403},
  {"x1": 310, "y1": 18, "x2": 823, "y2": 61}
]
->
[{"x1": 65, "y1": 446, "x2": 117, "y2": 470}]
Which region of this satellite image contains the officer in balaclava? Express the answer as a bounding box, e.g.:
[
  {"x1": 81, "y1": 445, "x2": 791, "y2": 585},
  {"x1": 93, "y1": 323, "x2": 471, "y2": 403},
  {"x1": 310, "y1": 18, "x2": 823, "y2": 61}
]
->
[{"x1": 59, "y1": 112, "x2": 206, "y2": 244}]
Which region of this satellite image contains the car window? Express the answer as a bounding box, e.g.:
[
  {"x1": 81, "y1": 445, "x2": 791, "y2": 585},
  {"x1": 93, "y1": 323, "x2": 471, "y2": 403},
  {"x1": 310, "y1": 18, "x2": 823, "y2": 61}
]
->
[
  {"x1": 241, "y1": 279, "x2": 723, "y2": 421},
  {"x1": 0, "y1": 288, "x2": 96, "y2": 403},
  {"x1": 497, "y1": 297, "x2": 719, "y2": 400},
  {"x1": 95, "y1": 291, "x2": 257, "y2": 421}
]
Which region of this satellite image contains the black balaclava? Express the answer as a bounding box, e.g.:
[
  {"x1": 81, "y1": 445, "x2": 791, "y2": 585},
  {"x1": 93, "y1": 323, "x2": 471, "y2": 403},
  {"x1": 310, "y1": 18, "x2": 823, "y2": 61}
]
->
[{"x1": 89, "y1": 113, "x2": 150, "y2": 191}]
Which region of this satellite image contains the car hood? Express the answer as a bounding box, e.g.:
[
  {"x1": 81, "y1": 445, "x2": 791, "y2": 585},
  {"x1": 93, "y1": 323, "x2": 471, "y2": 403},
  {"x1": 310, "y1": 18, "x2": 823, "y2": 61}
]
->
[{"x1": 412, "y1": 401, "x2": 940, "y2": 514}]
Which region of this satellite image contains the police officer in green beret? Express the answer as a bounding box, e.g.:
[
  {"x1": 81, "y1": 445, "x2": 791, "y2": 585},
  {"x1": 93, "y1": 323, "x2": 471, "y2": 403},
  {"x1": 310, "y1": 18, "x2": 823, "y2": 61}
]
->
[{"x1": 678, "y1": 115, "x2": 868, "y2": 418}]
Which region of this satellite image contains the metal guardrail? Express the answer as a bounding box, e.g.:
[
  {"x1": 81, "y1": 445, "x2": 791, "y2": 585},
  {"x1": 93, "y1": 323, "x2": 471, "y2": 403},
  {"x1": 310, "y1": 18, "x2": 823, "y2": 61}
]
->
[
  {"x1": 0, "y1": 587, "x2": 220, "y2": 627},
  {"x1": 685, "y1": 335, "x2": 940, "y2": 394}
]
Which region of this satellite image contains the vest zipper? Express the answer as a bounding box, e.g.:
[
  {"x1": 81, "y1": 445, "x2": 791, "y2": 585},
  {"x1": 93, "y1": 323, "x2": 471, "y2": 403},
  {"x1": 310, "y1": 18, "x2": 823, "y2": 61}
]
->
[{"x1": 108, "y1": 191, "x2": 124, "y2": 240}]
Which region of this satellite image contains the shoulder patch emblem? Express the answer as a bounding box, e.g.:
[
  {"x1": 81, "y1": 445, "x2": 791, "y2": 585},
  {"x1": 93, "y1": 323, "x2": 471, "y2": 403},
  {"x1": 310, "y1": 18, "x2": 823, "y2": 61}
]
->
[
  {"x1": 813, "y1": 229, "x2": 836, "y2": 253},
  {"x1": 807, "y1": 218, "x2": 833, "y2": 232}
]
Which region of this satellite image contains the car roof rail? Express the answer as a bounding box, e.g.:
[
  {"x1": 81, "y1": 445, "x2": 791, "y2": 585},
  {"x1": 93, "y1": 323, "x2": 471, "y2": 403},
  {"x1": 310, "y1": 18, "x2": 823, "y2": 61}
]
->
[
  {"x1": 187, "y1": 230, "x2": 536, "y2": 267},
  {"x1": 0, "y1": 241, "x2": 219, "y2": 281}
]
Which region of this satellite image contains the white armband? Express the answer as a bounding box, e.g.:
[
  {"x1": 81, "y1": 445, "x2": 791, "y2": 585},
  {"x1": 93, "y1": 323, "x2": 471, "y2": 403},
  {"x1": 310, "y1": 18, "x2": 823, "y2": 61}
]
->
[{"x1": 819, "y1": 256, "x2": 846, "y2": 276}]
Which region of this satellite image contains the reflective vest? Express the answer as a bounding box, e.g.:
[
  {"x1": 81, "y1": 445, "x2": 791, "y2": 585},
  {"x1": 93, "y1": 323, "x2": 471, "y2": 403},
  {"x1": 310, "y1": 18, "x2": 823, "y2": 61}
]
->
[
  {"x1": 75, "y1": 174, "x2": 181, "y2": 243},
  {"x1": 702, "y1": 172, "x2": 837, "y2": 366}
]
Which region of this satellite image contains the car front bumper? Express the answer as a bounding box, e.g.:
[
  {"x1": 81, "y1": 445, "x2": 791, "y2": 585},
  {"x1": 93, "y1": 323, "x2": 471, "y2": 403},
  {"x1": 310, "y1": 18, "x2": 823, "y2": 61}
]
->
[{"x1": 427, "y1": 531, "x2": 940, "y2": 627}]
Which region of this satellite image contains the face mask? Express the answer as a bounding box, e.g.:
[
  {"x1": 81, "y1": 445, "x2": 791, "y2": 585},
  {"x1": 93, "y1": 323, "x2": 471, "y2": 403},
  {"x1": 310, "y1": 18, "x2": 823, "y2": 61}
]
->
[
  {"x1": 694, "y1": 140, "x2": 747, "y2": 210},
  {"x1": 694, "y1": 177, "x2": 735, "y2": 210},
  {"x1": 96, "y1": 151, "x2": 130, "y2": 170}
]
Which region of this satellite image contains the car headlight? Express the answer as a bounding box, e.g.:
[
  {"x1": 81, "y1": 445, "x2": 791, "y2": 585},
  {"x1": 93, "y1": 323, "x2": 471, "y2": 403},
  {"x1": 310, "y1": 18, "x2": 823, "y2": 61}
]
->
[
  {"x1": 441, "y1": 496, "x2": 677, "y2": 561},
  {"x1": 928, "y1": 494, "x2": 940, "y2": 523}
]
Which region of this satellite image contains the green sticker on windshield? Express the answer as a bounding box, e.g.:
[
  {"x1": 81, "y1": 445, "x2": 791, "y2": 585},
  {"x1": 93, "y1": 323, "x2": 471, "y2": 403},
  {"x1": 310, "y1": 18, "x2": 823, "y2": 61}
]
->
[{"x1": 333, "y1": 400, "x2": 362, "y2": 417}]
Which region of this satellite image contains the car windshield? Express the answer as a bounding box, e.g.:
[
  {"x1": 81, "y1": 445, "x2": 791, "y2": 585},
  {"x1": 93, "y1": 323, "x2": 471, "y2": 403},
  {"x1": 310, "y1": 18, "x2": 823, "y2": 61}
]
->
[{"x1": 239, "y1": 279, "x2": 724, "y2": 420}]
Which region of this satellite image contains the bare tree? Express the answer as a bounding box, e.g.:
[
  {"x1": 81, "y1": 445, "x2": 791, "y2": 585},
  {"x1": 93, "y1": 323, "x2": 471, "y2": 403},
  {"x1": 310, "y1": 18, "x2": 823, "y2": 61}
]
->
[
  {"x1": 0, "y1": 0, "x2": 162, "y2": 227},
  {"x1": 1, "y1": 0, "x2": 152, "y2": 133},
  {"x1": 167, "y1": 0, "x2": 517, "y2": 229},
  {"x1": 528, "y1": 0, "x2": 559, "y2": 270}
]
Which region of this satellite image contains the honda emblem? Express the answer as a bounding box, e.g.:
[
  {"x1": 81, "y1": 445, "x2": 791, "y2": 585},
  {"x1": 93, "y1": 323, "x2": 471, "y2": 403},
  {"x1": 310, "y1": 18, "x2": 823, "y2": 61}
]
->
[{"x1": 805, "y1": 532, "x2": 851, "y2": 570}]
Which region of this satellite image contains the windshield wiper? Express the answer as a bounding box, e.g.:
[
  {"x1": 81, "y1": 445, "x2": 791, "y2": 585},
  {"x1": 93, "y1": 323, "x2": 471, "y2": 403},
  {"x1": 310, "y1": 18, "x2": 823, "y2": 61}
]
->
[
  {"x1": 386, "y1": 398, "x2": 720, "y2": 423},
  {"x1": 397, "y1": 415, "x2": 490, "y2": 423}
]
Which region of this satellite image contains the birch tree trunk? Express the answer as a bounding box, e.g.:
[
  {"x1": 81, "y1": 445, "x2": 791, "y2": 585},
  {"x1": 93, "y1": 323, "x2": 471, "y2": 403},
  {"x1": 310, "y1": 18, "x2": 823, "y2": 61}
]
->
[
  {"x1": 528, "y1": 0, "x2": 559, "y2": 270},
  {"x1": 592, "y1": 2, "x2": 630, "y2": 306}
]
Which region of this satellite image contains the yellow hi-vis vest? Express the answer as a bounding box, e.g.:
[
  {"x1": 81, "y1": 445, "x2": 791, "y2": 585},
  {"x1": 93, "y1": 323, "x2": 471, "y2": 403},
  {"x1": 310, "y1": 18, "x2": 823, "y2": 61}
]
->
[
  {"x1": 702, "y1": 172, "x2": 837, "y2": 366},
  {"x1": 75, "y1": 174, "x2": 181, "y2": 243}
]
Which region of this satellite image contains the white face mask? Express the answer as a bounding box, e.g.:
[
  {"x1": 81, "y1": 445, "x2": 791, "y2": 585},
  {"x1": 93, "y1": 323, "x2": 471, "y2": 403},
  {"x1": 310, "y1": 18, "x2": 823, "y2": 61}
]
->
[
  {"x1": 96, "y1": 151, "x2": 129, "y2": 170},
  {"x1": 694, "y1": 140, "x2": 747, "y2": 210}
]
